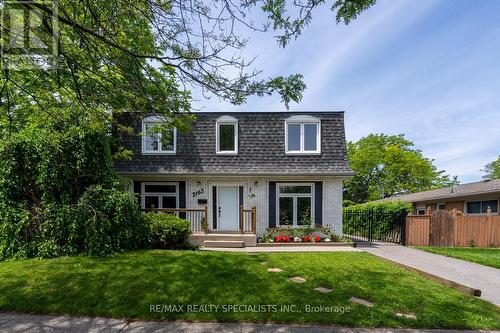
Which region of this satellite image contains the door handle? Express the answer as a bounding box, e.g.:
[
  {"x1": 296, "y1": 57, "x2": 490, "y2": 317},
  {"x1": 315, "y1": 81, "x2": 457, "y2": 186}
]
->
[{"x1": 218, "y1": 206, "x2": 221, "y2": 218}]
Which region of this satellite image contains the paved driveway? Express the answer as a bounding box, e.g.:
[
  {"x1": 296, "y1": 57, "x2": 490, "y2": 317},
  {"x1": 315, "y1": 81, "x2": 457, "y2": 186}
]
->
[{"x1": 360, "y1": 243, "x2": 500, "y2": 306}]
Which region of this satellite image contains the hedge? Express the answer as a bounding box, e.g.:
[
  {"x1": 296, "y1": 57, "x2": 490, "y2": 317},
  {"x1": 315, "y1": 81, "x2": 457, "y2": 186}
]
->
[{"x1": 343, "y1": 201, "x2": 411, "y2": 241}]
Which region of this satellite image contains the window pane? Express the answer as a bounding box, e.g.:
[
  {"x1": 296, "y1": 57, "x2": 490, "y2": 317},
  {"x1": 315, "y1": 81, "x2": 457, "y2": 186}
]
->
[
  {"x1": 482, "y1": 200, "x2": 498, "y2": 213},
  {"x1": 287, "y1": 124, "x2": 300, "y2": 151},
  {"x1": 144, "y1": 184, "x2": 176, "y2": 193},
  {"x1": 279, "y1": 185, "x2": 311, "y2": 194},
  {"x1": 297, "y1": 197, "x2": 312, "y2": 225},
  {"x1": 304, "y1": 124, "x2": 317, "y2": 151},
  {"x1": 279, "y1": 197, "x2": 293, "y2": 225},
  {"x1": 467, "y1": 201, "x2": 481, "y2": 214},
  {"x1": 437, "y1": 204, "x2": 446, "y2": 210},
  {"x1": 144, "y1": 196, "x2": 159, "y2": 209},
  {"x1": 144, "y1": 124, "x2": 159, "y2": 151},
  {"x1": 162, "y1": 196, "x2": 177, "y2": 209},
  {"x1": 219, "y1": 124, "x2": 235, "y2": 151},
  {"x1": 161, "y1": 129, "x2": 174, "y2": 151}
]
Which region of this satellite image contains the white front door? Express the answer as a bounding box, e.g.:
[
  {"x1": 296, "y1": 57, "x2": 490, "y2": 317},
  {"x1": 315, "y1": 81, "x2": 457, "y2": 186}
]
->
[{"x1": 217, "y1": 186, "x2": 239, "y2": 230}]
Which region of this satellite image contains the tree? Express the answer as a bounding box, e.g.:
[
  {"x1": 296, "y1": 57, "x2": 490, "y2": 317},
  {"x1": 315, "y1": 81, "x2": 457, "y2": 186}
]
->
[
  {"x1": 0, "y1": 0, "x2": 376, "y2": 135},
  {"x1": 482, "y1": 156, "x2": 500, "y2": 180},
  {"x1": 344, "y1": 134, "x2": 457, "y2": 203}
]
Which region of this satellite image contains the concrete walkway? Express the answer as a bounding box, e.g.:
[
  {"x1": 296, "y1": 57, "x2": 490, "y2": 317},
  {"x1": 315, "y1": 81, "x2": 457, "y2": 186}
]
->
[
  {"x1": 202, "y1": 245, "x2": 362, "y2": 252},
  {"x1": 1, "y1": 313, "x2": 498, "y2": 333},
  {"x1": 360, "y1": 243, "x2": 500, "y2": 306}
]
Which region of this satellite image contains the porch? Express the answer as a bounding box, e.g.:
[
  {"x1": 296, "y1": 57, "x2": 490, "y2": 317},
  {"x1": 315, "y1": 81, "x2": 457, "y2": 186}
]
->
[{"x1": 143, "y1": 206, "x2": 257, "y2": 247}]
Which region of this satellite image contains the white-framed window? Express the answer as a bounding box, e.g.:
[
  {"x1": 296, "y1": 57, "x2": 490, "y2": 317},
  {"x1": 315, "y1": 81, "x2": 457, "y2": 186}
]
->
[
  {"x1": 416, "y1": 205, "x2": 426, "y2": 215},
  {"x1": 437, "y1": 203, "x2": 446, "y2": 210},
  {"x1": 277, "y1": 183, "x2": 314, "y2": 226},
  {"x1": 142, "y1": 116, "x2": 176, "y2": 154},
  {"x1": 141, "y1": 182, "x2": 178, "y2": 209},
  {"x1": 466, "y1": 200, "x2": 498, "y2": 215},
  {"x1": 285, "y1": 115, "x2": 321, "y2": 154},
  {"x1": 216, "y1": 115, "x2": 238, "y2": 155}
]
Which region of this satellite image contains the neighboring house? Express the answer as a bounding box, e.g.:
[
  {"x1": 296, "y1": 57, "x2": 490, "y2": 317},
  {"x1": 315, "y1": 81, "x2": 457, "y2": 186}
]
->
[
  {"x1": 378, "y1": 179, "x2": 500, "y2": 216},
  {"x1": 114, "y1": 111, "x2": 353, "y2": 246}
]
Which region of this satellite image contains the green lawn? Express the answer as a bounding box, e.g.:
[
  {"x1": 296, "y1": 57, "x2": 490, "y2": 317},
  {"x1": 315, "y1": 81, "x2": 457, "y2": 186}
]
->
[
  {"x1": 415, "y1": 247, "x2": 500, "y2": 269},
  {"x1": 0, "y1": 250, "x2": 499, "y2": 329}
]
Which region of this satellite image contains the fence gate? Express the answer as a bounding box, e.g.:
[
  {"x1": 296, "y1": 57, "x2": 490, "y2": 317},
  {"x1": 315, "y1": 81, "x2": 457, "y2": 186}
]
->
[
  {"x1": 343, "y1": 210, "x2": 407, "y2": 244},
  {"x1": 429, "y1": 210, "x2": 454, "y2": 246}
]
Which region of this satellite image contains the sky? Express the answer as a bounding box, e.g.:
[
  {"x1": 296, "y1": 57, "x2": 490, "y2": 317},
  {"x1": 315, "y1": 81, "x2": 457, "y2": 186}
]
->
[{"x1": 191, "y1": 0, "x2": 500, "y2": 183}]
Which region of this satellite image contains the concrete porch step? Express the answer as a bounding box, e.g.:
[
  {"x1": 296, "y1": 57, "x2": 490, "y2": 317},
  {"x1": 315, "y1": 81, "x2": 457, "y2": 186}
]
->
[
  {"x1": 190, "y1": 233, "x2": 257, "y2": 247},
  {"x1": 203, "y1": 240, "x2": 245, "y2": 248}
]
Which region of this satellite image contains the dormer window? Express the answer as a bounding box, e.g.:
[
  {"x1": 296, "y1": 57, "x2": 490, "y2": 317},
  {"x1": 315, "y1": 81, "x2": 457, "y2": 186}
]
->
[
  {"x1": 285, "y1": 115, "x2": 321, "y2": 154},
  {"x1": 216, "y1": 115, "x2": 238, "y2": 155},
  {"x1": 142, "y1": 116, "x2": 176, "y2": 154}
]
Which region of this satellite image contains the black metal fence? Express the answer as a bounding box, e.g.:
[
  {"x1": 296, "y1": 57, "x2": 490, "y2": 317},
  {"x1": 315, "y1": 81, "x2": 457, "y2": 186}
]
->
[{"x1": 343, "y1": 210, "x2": 407, "y2": 244}]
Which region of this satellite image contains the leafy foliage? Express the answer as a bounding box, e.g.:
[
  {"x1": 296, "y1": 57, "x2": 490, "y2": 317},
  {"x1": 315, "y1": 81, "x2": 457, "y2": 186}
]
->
[
  {"x1": 344, "y1": 134, "x2": 457, "y2": 203},
  {"x1": 0, "y1": 0, "x2": 377, "y2": 129},
  {"x1": 343, "y1": 201, "x2": 411, "y2": 215},
  {"x1": 143, "y1": 213, "x2": 192, "y2": 249},
  {"x1": 482, "y1": 156, "x2": 500, "y2": 180},
  {"x1": 76, "y1": 186, "x2": 147, "y2": 256},
  {"x1": 0, "y1": 112, "x2": 147, "y2": 260},
  {"x1": 343, "y1": 201, "x2": 411, "y2": 241}
]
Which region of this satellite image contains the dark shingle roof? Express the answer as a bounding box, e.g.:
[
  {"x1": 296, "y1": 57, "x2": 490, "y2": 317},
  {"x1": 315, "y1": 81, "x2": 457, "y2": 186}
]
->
[
  {"x1": 376, "y1": 179, "x2": 500, "y2": 203},
  {"x1": 114, "y1": 111, "x2": 353, "y2": 175}
]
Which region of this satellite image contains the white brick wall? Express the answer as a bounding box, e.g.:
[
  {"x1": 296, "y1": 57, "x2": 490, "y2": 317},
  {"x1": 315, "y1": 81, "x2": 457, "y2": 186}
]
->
[{"x1": 128, "y1": 175, "x2": 345, "y2": 236}]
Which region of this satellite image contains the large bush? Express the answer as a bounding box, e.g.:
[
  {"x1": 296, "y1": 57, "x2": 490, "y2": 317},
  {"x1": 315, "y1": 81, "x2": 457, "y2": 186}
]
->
[
  {"x1": 0, "y1": 186, "x2": 147, "y2": 260},
  {"x1": 143, "y1": 213, "x2": 191, "y2": 249},
  {"x1": 0, "y1": 113, "x2": 148, "y2": 260},
  {"x1": 75, "y1": 186, "x2": 148, "y2": 256}
]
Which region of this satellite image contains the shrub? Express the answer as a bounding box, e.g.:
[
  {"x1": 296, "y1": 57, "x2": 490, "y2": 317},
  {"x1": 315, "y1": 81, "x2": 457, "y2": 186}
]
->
[
  {"x1": 0, "y1": 112, "x2": 146, "y2": 260},
  {"x1": 0, "y1": 202, "x2": 34, "y2": 260},
  {"x1": 76, "y1": 185, "x2": 148, "y2": 256},
  {"x1": 143, "y1": 213, "x2": 191, "y2": 249},
  {"x1": 0, "y1": 186, "x2": 147, "y2": 260}
]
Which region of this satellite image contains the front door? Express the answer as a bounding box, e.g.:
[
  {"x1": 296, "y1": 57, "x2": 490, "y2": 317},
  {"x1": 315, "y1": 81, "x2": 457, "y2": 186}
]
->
[{"x1": 217, "y1": 186, "x2": 239, "y2": 230}]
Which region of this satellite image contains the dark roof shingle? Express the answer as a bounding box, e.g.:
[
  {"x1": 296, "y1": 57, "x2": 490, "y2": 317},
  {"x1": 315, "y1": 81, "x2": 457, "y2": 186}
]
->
[{"x1": 114, "y1": 111, "x2": 353, "y2": 175}]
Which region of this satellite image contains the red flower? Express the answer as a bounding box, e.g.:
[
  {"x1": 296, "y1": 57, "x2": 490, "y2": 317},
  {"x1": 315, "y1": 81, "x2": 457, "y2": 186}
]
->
[
  {"x1": 314, "y1": 235, "x2": 321, "y2": 242},
  {"x1": 304, "y1": 235, "x2": 311, "y2": 242},
  {"x1": 283, "y1": 236, "x2": 290, "y2": 242},
  {"x1": 274, "y1": 236, "x2": 281, "y2": 242}
]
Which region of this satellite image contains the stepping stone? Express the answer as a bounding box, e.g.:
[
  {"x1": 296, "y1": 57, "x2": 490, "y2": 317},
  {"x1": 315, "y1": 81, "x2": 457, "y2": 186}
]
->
[
  {"x1": 395, "y1": 312, "x2": 417, "y2": 320},
  {"x1": 260, "y1": 261, "x2": 267, "y2": 265},
  {"x1": 288, "y1": 276, "x2": 306, "y2": 283},
  {"x1": 267, "y1": 268, "x2": 283, "y2": 273},
  {"x1": 349, "y1": 296, "x2": 373, "y2": 307},
  {"x1": 314, "y1": 287, "x2": 333, "y2": 293}
]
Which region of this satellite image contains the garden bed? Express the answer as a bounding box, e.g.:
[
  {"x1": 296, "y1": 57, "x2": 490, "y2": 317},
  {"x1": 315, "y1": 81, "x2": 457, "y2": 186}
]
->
[
  {"x1": 256, "y1": 241, "x2": 356, "y2": 247},
  {"x1": 257, "y1": 224, "x2": 352, "y2": 245}
]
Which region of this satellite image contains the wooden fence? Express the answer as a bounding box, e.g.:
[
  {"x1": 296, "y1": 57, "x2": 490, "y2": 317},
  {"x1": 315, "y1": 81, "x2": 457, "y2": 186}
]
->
[{"x1": 406, "y1": 209, "x2": 500, "y2": 247}]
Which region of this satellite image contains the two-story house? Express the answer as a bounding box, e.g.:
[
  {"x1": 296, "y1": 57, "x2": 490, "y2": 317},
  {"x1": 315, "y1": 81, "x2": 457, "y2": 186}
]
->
[{"x1": 115, "y1": 111, "x2": 353, "y2": 247}]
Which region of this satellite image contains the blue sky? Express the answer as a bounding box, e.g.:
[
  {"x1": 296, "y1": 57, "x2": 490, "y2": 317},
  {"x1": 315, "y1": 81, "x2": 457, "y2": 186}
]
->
[{"x1": 192, "y1": 0, "x2": 500, "y2": 183}]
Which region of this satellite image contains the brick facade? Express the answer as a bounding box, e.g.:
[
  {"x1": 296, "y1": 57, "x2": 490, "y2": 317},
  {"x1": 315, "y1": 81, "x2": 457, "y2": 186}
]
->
[{"x1": 128, "y1": 175, "x2": 345, "y2": 236}]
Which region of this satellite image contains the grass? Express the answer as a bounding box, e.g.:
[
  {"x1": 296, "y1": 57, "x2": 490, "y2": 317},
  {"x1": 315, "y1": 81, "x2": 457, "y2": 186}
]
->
[
  {"x1": 415, "y1": 247, "x2": 500, "y2": 269},
  {"x1": 0, "y1": 250, "x2": 499, "y2": 329}
]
